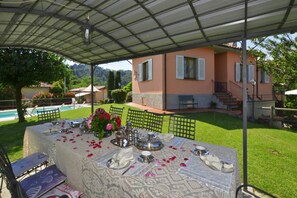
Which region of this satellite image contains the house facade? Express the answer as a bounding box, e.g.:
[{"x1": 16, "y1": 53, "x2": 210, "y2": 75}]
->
[{"x1": 132, "y1": 45, "x2": 273, "y2": 110}]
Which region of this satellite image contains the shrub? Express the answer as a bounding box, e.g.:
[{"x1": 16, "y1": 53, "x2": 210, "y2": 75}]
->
[
  {"x1": 126, "y1": 91, "x2": 132, "y2": 102},
  {"x1": 63, "y1": 92, "x2": 75, "y2": 98},
  {"x1": 123, "y1": 82, "x2": 132, "y2": 92},
  {"x1": 32, "y1": 92, "x2": 53, "y2": 99},
  {"x1": 111, "y1": 89, "x2": 127, "y2": 103},
  {"x1": 50, "y1": 81, "x2": 64, "y2": 97}
]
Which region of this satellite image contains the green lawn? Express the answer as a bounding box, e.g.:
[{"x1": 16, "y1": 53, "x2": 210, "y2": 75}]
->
[{"x1": 0, "y1": 104, "x2": 296, "y2": 197}]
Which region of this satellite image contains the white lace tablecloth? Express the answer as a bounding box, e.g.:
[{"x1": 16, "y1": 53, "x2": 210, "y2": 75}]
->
[{"x1": 23, "y1": 123, "x2": 240, "y2": 198}]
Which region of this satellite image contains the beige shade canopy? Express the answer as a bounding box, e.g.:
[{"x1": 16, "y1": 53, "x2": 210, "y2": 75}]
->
[
  {"x1": 82, "y1": 85, "x2": 100, "y2": 92},
  {"x1": 0, "y1": 0, "x2": 296, "y2": 65}
]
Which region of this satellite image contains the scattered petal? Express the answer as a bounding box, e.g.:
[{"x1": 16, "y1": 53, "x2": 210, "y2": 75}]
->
[
  {"x1": 73, "y1": 147, "x2": 77, "y2": 150},
  {"x1": 87, "y1": 153, "x2": 93, "y2": 158},
  {"x1": 157, "y1": 168, "x2": 162, "y2": 170},
  {"x1": 161, "y1": 164, "x2": 166, "y2": 167},
  {"x1": 86, "y1": 150, "x2": 90, "y2": 152},
  {"x1": 169, "y1": 146, "x2": 173, "y2": 148},
  {"x1": 184, "y1": 158, "x2": 189, "y2": 161},
  {"x1": 56, "y1": 139, "x2": 61, "y2": 141},
  {"x1": 180, "y1": 163, "x2": 187, "y2": 167}
]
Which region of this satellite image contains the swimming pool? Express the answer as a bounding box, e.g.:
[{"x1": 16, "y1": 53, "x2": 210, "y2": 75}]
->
[{"x1": 0, "y1": 105, "x2": 74, "y2": 121}]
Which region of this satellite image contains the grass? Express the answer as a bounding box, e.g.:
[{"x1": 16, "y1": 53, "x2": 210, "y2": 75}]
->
[{"x1": 0, "y1": 104, "x2": 296, "y2": 197}]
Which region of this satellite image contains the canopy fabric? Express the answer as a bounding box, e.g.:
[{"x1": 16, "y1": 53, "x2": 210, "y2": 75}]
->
[
  {"x1": 74, "y1": 92, "x2": 90, "y2": 97},
  {"x1": 82, "y1": 85, "x2": 100, "y2": 92},
  {"x1": 0, "y1": 0, "x2": 296, "y2": 65},
  {"x1": 285, "y1": 89, "x2": 297, "y2": 95}
]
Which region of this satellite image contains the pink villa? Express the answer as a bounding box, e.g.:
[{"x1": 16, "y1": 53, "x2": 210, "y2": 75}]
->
[{"x1": 132, "y1": 44, "x2": 273, "y2": 111}]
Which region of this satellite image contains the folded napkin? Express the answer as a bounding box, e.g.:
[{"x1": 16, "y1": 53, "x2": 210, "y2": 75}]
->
[
  {"x1": 109, "y1": 147, "x2": 134, "y2": 169},
  {"x1": 158, "y1": 133, "x2": 174, "y2": 142},
  {"x1": 200, "y1": 155, "x2": 234, "y2": 172}
]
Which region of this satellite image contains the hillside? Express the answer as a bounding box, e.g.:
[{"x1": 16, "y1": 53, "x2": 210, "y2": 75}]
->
[{"x1": 69, "y1": 64, "x2": 132, "y2": 88}]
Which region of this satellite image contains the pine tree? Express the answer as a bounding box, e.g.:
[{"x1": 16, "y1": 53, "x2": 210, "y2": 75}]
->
[
  {"x1": 107, "y1": 71, "x2": 115, "y2": 98},
  {"x1": 114, "y1": 71, "x2": 121, "y2": 89}
]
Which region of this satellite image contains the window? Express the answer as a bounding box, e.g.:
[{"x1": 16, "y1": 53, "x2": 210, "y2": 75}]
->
[
  {"x1": 138, "y1": 59, "x2": 152, "y2": 82},
  {"x1": 176, "y1": 55, "x2": 205, "y2": 80},
  {"x1": 261, "y1": 70, "x2": 270, "y2": 83},
  {"x1": 235, "y1": 63, "x2": 254, "y2": 82}
]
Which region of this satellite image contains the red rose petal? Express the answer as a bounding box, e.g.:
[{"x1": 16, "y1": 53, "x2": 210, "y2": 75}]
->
[
  {"x1": 172, "y1": 147, "x2": 177, "y2": 150},
  {"x1": 158, "y1": 168, "x2": 162, "y2": 170},
  {"x1": 184, "y1": 158, "x2": 189, "y2": 161},
  {"x1": 56, "y1": 139, "x2": 61, "y2": 141},
  {"x1": 169, "y1": 146, "x2": 173, "y2": 148},
  {"x1": 73, "y1": 147, "x2": 77, "y2": 149},
  {"x1": 180, "y1": 163, "x2": 187, "y2": 167},
  {"x1": 87, "y1": 153, "x2": 93, "y2": 157},
  {"x1": 86, "y1": 150, "x2": 90, "y2": 152},
  {"x1": 161, "y1": 164, "x2": 166, "y2": 166}
]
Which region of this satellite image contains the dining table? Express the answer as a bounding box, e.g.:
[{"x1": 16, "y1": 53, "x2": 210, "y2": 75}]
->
[{"x1": 23, "y1": 120, "x2": 240, "y2": 198}]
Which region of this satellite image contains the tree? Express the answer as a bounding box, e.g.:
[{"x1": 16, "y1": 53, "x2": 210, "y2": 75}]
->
[
  {"x1": 251, "y1": 34, "x2": 297, "y2": 90},
  {"x1": 0, "y1": 48, "x2": 67, "y2": 122},
  {"x1": 50, "y1": 81, "x2": 64, "y2": 97},
  {"x1": 251, "y1": 34, "x2": 297, "y2": 108},
  {"x1": 107, "y1": 71, "x2": 115, "y2": 98},
  {"x1": 114, "y1": 71, "x2": 121, "y2": 89}
]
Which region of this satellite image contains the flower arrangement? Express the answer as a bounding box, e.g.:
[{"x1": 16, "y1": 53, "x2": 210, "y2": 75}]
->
[{"x1": 87, "y1": 108, "x2": 121, "y2": 139}]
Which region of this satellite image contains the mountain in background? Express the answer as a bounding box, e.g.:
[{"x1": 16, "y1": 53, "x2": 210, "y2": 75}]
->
[{"x1": 69, "y1": 64, "x2": 132, "y2": 89}]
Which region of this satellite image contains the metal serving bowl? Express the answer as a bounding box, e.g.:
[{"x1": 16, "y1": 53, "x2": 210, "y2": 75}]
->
[{"x1": 135, "y1": 133, "x2": 164, "y2": 151}]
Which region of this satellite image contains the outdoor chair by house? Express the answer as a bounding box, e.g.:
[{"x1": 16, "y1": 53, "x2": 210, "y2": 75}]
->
[
  {"x1": 126, "y1": 108, "x2": 146, "y2": 129},
  {"x1": 0, "y1": 151, "x2": 48, "y2": 193},
  {"x1": 0, "y1": 145, "x2": 82, "y2": 198},
  {"x1": 178, "y1": 95, "x2": 198, "y2": 109},
  {"x1": 109, "y1": 105, "x2": 125, "y2": 119},
  {"x1": 143, "y1": 111, "x2": 165, "y2": 133},
  {"x1": 168, "y1": 115, "x2": 196, "y2": 140},
  {"x1": 37, "y1": 108, "x2": 60, "y2": 121}
]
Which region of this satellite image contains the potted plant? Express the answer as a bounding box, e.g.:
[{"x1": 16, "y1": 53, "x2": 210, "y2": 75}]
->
[
  {"x1": 210, "y1": 101, "x2": 217, "y2": 109},
  {"x1": 87, "y1": 108, "x2": 121, "y2": 139}
]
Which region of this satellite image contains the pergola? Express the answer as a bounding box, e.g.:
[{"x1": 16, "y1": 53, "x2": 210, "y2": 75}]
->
[{"x1": 1, "y1": 0, "x2": 297, "y2": 196}]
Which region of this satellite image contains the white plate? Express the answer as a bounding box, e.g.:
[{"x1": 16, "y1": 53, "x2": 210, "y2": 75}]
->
[{"x1": 106, "y1": 158, "x2": 131, "y2": 170}]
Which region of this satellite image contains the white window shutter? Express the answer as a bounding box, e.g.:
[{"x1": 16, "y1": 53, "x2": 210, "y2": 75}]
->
[
  {"x1": 235, "y1": 63, "x2": 241, "y2": 82},
  {"x1": 197, "y1": 58, "x2": 205, "y2": 80},
  {"x1": 248, "y1": 65, "x2": 254, "y2": 82},
  {"x1": 138, "y1": 63, "x2": 143, "y2": 82},
  {"x1": 176, "y1": 55, "x2": 184, "y2": 79},
  {"x1": 265, "y1": 71, "x2": 270, "y2": 83},
  {"x1": 148, "y1": 59, "x2": 152, "y2": 80}
]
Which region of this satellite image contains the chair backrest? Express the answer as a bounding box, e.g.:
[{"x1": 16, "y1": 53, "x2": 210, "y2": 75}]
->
[
  {"x1": 109, "y1": 105, "x2": 124, "y2": 119},
  {"x1": 0, "y1": 145, "x2": 27, "y2": 198},
  {"x1": 126, "y1": 108, "x2": 146, "y2": 129},
  {"x1": 168, "y1": 115, "x2": 196, "y2": 140},
  {"x1": 37, "y1": 108, "x2": 61, "y2": 121},
  {"x1": 143, "y1": 112, "x2": 164, "y2": 133}
]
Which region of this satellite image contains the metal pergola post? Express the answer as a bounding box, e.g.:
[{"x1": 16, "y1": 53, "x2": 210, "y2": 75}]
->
[
  {"x1": 242, "y1": 38, "x2": 248, "y2": 191},
  {"x1": 91, "y1": 64, "x2": 94, "y2": 114}
]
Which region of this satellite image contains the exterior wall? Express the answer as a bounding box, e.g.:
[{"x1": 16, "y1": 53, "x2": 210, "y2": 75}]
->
[
  {"x1": 215, "y1": 52, "x2": 228, "y2": 82},
  {"x1": 22, "y1": 87, "x2": 50, "y2": 99},
  {"x1": 224, "y1": 51, "x2": 273, "y2": 101},
  {"x1": 132, "y1": 55, "x2": 165, "y2": 109},
  {"x1": 166, "y1": 48, "x2": 215, "y2": 95},
  {"x1": 164, "y1": 48, "x2": 215, "y2": 109},
  {"x1": 84, "y1": 89, "x2": 106, "y2": 103},
  {"x1": 247, "y1": 100, "x2": 275, "y2": 119}
]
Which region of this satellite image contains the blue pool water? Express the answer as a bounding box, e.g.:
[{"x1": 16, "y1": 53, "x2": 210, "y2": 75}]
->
[{"x1": 0, "y1": 105, "x2": 74, "y2": 119}]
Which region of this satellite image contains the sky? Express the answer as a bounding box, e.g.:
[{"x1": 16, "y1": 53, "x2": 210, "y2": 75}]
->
[{"x1": 66, "y1": 59, "x2": 132, "y2": 71}]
